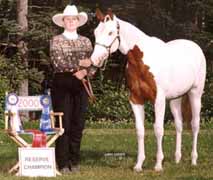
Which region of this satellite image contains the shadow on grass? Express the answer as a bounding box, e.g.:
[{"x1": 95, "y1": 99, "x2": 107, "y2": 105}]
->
[{"x1": 81, "y1": 150, "x2": 135, "y2": 169}]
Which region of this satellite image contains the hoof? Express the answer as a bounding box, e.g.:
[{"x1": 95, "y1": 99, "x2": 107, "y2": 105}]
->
[
  {"x1": 175, "y1": 158, "x2": 181, "y2": 164},
  {"x1": 154, "y1": 165, "x2": 163, "y2": 172},
  {"x1": 192, "y1": 160, "x2": 197, "y2": 166},
  {"x1": 134, "y1": 165, "x2": 142, "y2": 172},
  {"x1": 175, "y1": 154, "x2": 181, "y2": 164}
]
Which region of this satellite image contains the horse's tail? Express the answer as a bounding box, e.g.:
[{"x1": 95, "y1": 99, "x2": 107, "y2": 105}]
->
[{"x1": 181, "y1": 94, "x2": 192, "y2": 129}]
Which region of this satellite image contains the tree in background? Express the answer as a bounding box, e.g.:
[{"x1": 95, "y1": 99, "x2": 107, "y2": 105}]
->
[{"x1": 17, "y1": 0, "x2": 28, "y2": 96}]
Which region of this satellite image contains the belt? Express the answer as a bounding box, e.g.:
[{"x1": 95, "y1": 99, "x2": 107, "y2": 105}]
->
[
  {"x1": 54, "y1": 70, "x2": 78, "y2": 76},
  {"x1": 55, "y1": 68, "x2": 78, "y2": 74}
]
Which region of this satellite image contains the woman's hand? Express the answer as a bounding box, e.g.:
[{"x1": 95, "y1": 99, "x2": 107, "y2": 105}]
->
[
  {"x1": 73, "y1": 69, "x2": 87, "y2": 80},
  {"x1": 79, "y1": 58, "x2": 92, "y2": 67}
]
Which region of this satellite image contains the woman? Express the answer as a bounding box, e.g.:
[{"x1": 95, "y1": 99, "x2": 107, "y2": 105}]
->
[{"x1": 50, "y1": 5, "x2": 95, "y2": 173}]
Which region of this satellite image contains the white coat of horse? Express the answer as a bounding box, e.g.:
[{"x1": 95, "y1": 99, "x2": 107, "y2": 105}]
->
[{"x1": 90, "y1": 9, "x2": 206, "y2": 172}]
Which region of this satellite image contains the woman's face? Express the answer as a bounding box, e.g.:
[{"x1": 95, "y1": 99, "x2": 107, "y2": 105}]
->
[{"x1": 63, "y1": 16, "x2": 79, "y2": 32}]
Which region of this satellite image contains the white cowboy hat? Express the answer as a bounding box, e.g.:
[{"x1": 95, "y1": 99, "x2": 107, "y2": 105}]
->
[{"x1": 52, "y1": 5, "x2": 88, "y2": 27}]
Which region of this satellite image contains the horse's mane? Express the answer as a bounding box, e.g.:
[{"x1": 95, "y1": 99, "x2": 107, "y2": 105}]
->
[
  {"x1": 126, "y1": 45, "x2": 157, "y2": 104},
  {"x1": 116, "y1": 17, "x2": 150, "y2": 50},
  {"x1": 116, "y1": 17, "x2": 166, "y2": 56}
]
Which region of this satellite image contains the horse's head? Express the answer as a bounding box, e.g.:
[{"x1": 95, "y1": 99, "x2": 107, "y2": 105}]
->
[{"x1": 90, "y1": 8, "x2": 120, "y2": 67}]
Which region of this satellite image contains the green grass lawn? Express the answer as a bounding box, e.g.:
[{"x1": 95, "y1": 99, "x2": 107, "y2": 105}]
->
[{"x1": 0, "y1": 124, "x2": 213, "y2": 180}]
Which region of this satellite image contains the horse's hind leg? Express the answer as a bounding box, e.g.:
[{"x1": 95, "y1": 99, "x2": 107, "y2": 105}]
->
[
  {"x1": 188, "y1": 88, "x2": 202, "y2": 165},
  {"x1": 189, "y1": 55, "x2": 205, "y2": 165},
  {"x1": 130, "y1": 102, "x2": 145, "y2": 172},
  {"x1": 170, "y1": 98, "x2": 183, "y2": 163}
]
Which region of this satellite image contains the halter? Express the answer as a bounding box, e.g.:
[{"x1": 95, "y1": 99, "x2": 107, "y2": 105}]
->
[{"x1": 95, "y1": 21, "x2": 120, "y2": 70}]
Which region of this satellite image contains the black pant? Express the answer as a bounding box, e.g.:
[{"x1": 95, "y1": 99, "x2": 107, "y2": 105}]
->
[{"x1": 51, "y1": 72, "x2": 88, "y2": 169}]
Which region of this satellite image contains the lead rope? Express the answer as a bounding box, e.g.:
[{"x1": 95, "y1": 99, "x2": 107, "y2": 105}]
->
[
  {"x1": 81, "y1": 77, "x2": 96, "y2": 103},
  {"x1": 100, "y1": 49, "x2": 111, "y2": 71},
  {"x1": 76, "y1": 66, "x2": 95, "y2": 103}
]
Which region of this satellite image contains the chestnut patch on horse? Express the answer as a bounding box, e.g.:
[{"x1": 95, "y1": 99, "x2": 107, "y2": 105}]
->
[{"x1": 126, "y1": 45, "x2": 157, "y2": 104}]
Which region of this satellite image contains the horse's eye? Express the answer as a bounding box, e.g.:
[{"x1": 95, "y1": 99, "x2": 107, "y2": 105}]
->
[{"x1": 108, "y1": 31, "x2": 113, "y2": 36}]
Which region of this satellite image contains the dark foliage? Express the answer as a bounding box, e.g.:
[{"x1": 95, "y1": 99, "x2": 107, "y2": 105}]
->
[{"x1": 0, "y1": 0, "x2": 212, "y2": 122}]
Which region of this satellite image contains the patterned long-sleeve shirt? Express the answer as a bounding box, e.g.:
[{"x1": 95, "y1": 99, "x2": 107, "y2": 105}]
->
[{"x1": 50, "y1": 34, "x2": 95, "y2": 74}]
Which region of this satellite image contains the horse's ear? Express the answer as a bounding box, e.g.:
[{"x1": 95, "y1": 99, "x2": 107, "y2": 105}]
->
[
  {"x1": 107, "y1": 8, "x2": 114, "y2": 20},
  {"x1": 96, "y1": 8, "x2": 105, "y2": 22}
]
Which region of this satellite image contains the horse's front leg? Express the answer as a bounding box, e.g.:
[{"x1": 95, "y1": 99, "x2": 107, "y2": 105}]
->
[
  {"x1": 130, "y1": 101, "x2": 145, "y2": 172},
  {"x1": 154, "y1": 89, "x2": 166, "y2": 171}
]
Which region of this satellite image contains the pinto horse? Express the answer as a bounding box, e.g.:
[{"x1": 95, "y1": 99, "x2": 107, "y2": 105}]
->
[{"x1": 90, "y1": 9, "x2": 206, "y2": 172}]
